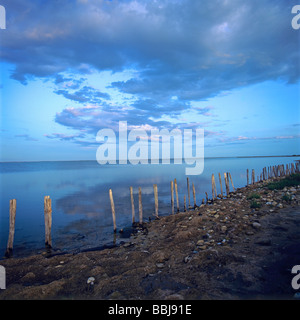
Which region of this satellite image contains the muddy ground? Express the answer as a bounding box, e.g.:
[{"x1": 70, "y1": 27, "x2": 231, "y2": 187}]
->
[{"x1": 1, "y1": 180, "x2": 300, "y2": 300}]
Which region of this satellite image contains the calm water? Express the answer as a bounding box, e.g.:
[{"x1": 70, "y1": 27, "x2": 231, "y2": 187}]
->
[{"x1": 0, "y1": 156, "x2": 299, "y2": 258}]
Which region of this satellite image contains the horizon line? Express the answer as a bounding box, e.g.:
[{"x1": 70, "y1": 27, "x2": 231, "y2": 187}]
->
[{"x1": 0, "y1": 154, "x2": 300, "y2": 164}]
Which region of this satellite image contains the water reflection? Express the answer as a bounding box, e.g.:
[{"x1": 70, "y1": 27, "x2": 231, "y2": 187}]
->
[{"x1": 1, "y1": 157, "x2": 299, "y2": 258}]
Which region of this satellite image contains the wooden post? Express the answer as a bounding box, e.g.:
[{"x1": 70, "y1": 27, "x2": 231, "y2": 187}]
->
[
  {"x1": 228, "y1": 173, "x2": 235, "y2": 192},
  {"x1": 153, "y1": 184, "x2": 159, "y2": 218},
  {"x1": 171, "y1": 181, "x2": 174, "y2": 215},
  {"x1": 214, "y1": 176, "x2": 217, "y2": 197},
  {"x1": 211, "y1": 174, "x2": 215, "y2": 200},
  {"x1": 247, "y1": 169, "x2": 249, "y2": 186},
  {"x1": 138, "y1": 187, "x2": 143, "y2": 225},
  {"x1": 205, "y1": 192, "x2": 208, "y2": 203},
  {"x1": 192, "y1": 183, "x2": 196, "y2": 208},
  {"x1": 130, "y1": 186, "x2": 135, "y2": 224},
  {"x1": 187, "y1": 177, "x2": 191, "y2": 208},
  {"x1": 184, "y1": 195, "x2": 187, "y2": 212},
  {"x1": 224, "y1": 173, "x2": 229, "y2": 196},
  {"x1": 44, "y1": 196, "x2": 52, "y2": 247},
  {"x1": 5, "y1": 199, "x2": 17, "y2": 258},
  {"x1": 109, "y1": 189, "x2": 117, "y2": 233},
  {"x1": 174, "y1": 179, "x2": 179, "y2": 213},
  {"x1": 218, "y1": 173, "x2": 223, "y2": 198},
  {"x1": 251, "y1": 169, "x2": 255, "y2": 184}
]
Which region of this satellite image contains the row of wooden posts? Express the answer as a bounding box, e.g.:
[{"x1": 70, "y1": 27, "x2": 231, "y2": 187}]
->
[{"x1": 4, "y1": 162, "x2": 299, "y2": 257}]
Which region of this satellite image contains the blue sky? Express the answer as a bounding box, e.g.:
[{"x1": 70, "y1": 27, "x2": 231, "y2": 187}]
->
[{"x1": 0, "y1": 0, "x2": 300, "y2": 161}]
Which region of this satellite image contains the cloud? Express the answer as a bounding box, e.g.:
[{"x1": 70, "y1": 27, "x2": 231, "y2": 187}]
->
[
  {"x1": 14, "y1": 134, "x2": 38, "y2": 141},
  {"x1": 218, "y1": 134, "x2": 300, "y2": 144},
  {"x1": 54, "y1": 86, "x2": 110, "y2": 104},
  {"x1": 1, "y1": 0, "x2": 299, "y2": 93},
  {"x1": 2, "y1": 0, "x2": 299, "y2": 152},
  {"x1": 44, "y1": 132, "x2": 86, "y2": 141}
]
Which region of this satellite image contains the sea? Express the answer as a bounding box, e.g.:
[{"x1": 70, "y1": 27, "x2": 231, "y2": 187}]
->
[{"x1": 0, "y1": 156, "x2": 299, "y2": 258}]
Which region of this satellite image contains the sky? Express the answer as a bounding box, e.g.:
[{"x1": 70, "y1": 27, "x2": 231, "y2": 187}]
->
[{"x1": 0, "y1": 0, "x2": 300, "y2": 162}]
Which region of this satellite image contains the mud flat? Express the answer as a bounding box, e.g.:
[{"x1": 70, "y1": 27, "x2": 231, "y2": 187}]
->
[{"x1": 1, "y1": 178, "x2": 300, "y2": 300}]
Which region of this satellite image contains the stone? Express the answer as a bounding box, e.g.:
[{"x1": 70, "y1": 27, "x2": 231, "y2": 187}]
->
[
  {"x1": 164, "y1": 293, "x2": 184, "y2": 300},
  {"x1": 156, "y1": 263, "x2": 165, "y2": 269},
  {"x1": 87, "y1": 277, "x2": 95, "y2": 285},
  {"x1": 197, "y1": 240, "x2": 205, "y2": 246},
  {"x1": 252, "y1": 222, "x2": 261, "y2": 229},
  {"x1": 221, "y1": 226, "x2": 227, "y2": 233}
]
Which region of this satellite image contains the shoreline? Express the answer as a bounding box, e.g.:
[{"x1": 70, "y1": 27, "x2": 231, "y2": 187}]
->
[{"x1": 0, "y1": 176, "x2": 300, "y2": 300}]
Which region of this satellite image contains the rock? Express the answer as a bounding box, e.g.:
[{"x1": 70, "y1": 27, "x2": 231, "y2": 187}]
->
[
  {"x1": 156, "y1": 263, "x2": 165, "y2": 269},
  {"x1": 184, "y1": 256, "x2": 192, "y2": 263},
  {"x1": 197, "y1": 240, "x2": 205, "y2": 246},
  {"x1": 221, "y1": 226, "x2": 227, "y2": 233},
  {"x1": 87, "y1": 277, "x2": 95, "y2": 285},
  {"x1": 199, "y1": 245, "x2": 207, "y2": 250},
  {"x1": 252, "y1": 222, "x2": 261, "y2": 229},
  {"x1": 164, "y1": 293, "x2": 184, "y2": 300},
  {"x1": 109, "y1": 291, "x2": 124, "y2": 300},
  {"x1": 277, "y1": 203, "x2": 283, "y2": 209}
]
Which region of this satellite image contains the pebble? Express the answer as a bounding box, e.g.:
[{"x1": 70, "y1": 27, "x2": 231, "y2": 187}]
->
[
  {"x1": 156, "y1": 263, "x2": 165, "y2": 269},
  {"x1": 252, "y1": 222, "x2": 261, "y2": 229},
  {"x1": 221, "y1": 226, "x2": 227, "y2": 232},
  {"x1": 87, "y1": 277, "x2": 95, "y2": 285}
]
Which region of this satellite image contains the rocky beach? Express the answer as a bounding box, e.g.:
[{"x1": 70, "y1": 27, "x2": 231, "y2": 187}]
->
[{"x1": 1, "y1": 175, "x2": 300, "y2": 300}]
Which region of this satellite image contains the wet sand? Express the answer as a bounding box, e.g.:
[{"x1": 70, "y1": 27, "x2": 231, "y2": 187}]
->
[{"x1": 1, "y1": 179, "x2": 300, "y2": 300}]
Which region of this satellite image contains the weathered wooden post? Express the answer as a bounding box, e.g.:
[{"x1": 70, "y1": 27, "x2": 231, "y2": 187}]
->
[
  {"x1": 224, "y1": 173, "x2": 229, "y2": 196},
  {"x1": 5, "y1": 199, "x2": 17, "y2": 258},
  {"x1": 109, "y1": 189, "x2": 117, "y2": 233},
  {"x1": 187, "y1": 177, "x2": 191, "y2": 208},
  {"x1": 153, "y1": 184, "x2": 159, "y2": 218},
  {"x1": 228, "y1": 172, "x2": 235, "y2": 192},
  {"x1": 184, "y1": 195, "x2": 187, "y2": 212},
  {"x1": 251, "y1": 169, "x2": 255, "y2": 184},
  {"x1": 192, "y1": 183, "x2": 196, "y2": 208},
  {"x1": 44, "y1": 196, "x2": 52, "y2": 247},
  {"x1": 218, "y1": 173, "x2": 223, "y2": 198},
  {"x1": 138, "y1": 187, "x2": 143, "y2": 225},
  {"x1": 171, "y1": 181, "x2": 174, "y2": 215},
  {"x1": 174, "y1": 179, "x2": 179, "y2": 213},
  {"x1": 211, "y1": 174, "x2": 215, "y2": 200},
  {"x1": 130, "y1": 186, "x2": 135, "y2": 224},
  {"x1": 247, "y1": 169, "x2": 249, "y2": 186}
]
